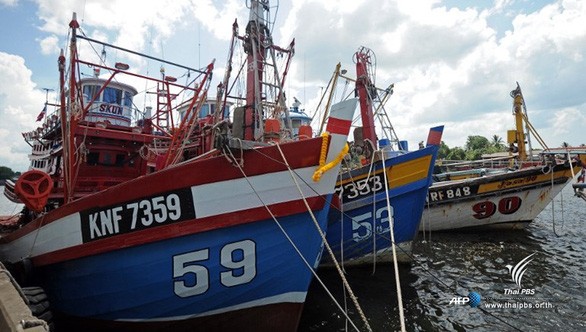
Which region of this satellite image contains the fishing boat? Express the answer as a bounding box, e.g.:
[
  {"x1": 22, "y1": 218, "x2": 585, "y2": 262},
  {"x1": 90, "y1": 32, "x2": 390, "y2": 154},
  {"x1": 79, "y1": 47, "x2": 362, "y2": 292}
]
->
[
  {"x1": 543, "y1": 147, "x2": 586, "y2": 203},
  {"x1": 421, "y1": 84, "x2": 584, "y2": 231},
  {"x1": 317, "y1": 47, "x2": 442, "y2": 266},
  {"x1": 0, "y1": 3, "x2": 356, "y2": 331}
]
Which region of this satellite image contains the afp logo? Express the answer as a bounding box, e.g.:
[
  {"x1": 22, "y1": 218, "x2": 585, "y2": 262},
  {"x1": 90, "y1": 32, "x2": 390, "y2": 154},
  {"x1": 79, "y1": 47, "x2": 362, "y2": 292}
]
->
[{"x1": 449, "y1": 292, "x2": 481, "y2": 308}]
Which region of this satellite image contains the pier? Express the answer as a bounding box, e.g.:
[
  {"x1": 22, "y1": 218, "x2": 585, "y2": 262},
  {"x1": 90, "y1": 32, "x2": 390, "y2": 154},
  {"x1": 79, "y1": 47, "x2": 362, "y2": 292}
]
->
[{"x1": 0, "y1": 263, "x2": 49, "y2": 332}]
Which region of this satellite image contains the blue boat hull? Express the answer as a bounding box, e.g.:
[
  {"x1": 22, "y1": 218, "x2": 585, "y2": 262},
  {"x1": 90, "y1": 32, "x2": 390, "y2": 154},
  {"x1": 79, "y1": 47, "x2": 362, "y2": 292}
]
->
[
  {"x1": 35, "y1": 199, "x2": 331, "y2": 331},
  {"x1": 323, "y1": 146, "x2": 438, "y2": 266}
]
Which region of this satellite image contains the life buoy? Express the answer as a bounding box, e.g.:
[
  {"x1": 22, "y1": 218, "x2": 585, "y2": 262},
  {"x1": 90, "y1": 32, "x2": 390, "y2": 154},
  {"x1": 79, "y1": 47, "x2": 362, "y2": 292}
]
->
[{"x1": 15, "y1": 170, "x2": 53, "y2": 213}]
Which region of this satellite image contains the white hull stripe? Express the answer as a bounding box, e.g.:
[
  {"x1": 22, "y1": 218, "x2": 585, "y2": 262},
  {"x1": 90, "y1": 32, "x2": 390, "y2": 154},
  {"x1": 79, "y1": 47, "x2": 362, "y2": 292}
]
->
[
  {"x1": 192, "y1": 165, "x2": 335, "y2": 218},
  {"x1": 1, "y1": 164, "x2": 339, "y2": 263}
]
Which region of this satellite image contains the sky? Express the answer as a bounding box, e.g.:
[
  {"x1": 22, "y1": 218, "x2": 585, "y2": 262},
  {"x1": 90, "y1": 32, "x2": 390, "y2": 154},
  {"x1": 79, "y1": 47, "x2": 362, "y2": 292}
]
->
[{"x1": 0, "y1": 0, "x2": 585, "y2": 172}]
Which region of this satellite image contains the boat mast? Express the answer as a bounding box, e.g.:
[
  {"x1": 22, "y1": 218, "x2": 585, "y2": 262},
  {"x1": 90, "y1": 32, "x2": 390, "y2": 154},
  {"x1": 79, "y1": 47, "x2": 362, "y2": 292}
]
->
[
  {"x1": 240, "y1": 0, "x2": 293, "y2": 141},
  {"x1": 510, "y1": 83, "x2": 528, "y2": 161},
  {"x1": 58, "y1": 48, "x2": 68, "y2": 202},
  {"x1": 354, "y1": 47, "x2": 378, "y2": 150},
  {"x1": 243, "y1": 0, "x2": 266, "y2": 140},
  {"x1": 60, "y1": 13, "x2": 81, "y2": 203}
]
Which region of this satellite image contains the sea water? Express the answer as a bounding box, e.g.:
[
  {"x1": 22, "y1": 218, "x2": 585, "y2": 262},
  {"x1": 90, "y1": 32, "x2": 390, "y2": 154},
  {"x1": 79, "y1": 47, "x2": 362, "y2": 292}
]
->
[{"x1": 299, "y1": 182, "x2": 586, "y2": 331}]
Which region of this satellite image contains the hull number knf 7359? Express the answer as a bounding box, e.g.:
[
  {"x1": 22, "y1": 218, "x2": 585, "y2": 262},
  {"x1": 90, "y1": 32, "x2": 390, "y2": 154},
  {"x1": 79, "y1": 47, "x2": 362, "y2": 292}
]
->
[{"x1": 80, "y1": 188, "x2": 195, "y2": 242}]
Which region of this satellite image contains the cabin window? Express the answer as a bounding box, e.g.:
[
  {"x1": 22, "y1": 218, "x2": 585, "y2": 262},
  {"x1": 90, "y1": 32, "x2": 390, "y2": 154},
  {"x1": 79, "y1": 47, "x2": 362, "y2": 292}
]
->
[
  {"x1": 292, "y1": 119, "x2": 301, "y2": 129},
  {"x1": 103, "y1": 87, "x2": 123, "y2": 105},
  {"x1": 123, "y1": 91, "x2": 133, "y2": 107},
  {"x1": 200, "y1": 104, "x2": 212, "y2": 117},
  {"x1": 102, "y1": 153, "x2": 113, "y2": 165},
  {"x1": 87, "y1": 152, "x2": 99, "y2": 165},
  {"x1": 115, "y1": 154, "x2": 126, "y2": 167},
  {"x1": 83, "y1": 85, "x2": 100, "y2": 103}
]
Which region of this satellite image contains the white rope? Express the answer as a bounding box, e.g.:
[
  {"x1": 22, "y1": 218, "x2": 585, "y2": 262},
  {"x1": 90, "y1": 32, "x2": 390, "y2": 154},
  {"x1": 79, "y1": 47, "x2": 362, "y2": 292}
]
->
[
  {"x1": 274, "y1": 143, "x2": 372, "y2": 332},
  {"x1": 28, "y1": 213, "x2": 47, "y2": 258},
  {"x1": 380, "y1": 150, "x2": 407, "y2": 332},
  {"x1": 337, "y1": 177, "x2": 347, "y2": 274},
  {"x1": 224, "y1": 145, "x2": 366, "y2": 332},
  {"x1": 345, "y1": 148, "x2": 377, "y2": 192},
  {"x1": 371, "y1": 175, "x2": 377, "y2": 275},
  {"x1": 549, "y1": 164, "x2": 564, "y2": 236}
]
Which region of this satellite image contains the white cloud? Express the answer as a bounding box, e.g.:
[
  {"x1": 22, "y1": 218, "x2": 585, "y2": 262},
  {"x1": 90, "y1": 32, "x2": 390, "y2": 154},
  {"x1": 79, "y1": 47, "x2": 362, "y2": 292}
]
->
[
  {"x1": 39, "y1": 35, "x2": 59, "y2": 55},
  {"x1": 0, "y1": 52, "x2": 47, "y2": 171},
  {"x1": 0, "y1": 0, "x2": 18, "y2": 6},
  {"x1": 2, "y1": 0, "x2": 585, "y2": 174},
  {"x1": 548, "y1": 106, "x2": 586, "y2": 146},
  {"x1": 281, "y1": 0, "x2": 586, "y2": 149}
]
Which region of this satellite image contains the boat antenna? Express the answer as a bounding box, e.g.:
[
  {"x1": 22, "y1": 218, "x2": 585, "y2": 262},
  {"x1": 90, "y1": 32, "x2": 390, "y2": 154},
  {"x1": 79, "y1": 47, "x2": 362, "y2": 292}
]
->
[
  {"x1": 42, "y1": 88, "x2": 53, "y2": 106},
  {"x1": 198, "y1": 23, "x2": 201, "y2": 69},
  {"x1": 101, "y1": 45, "x2": 106, "y2": 64}
]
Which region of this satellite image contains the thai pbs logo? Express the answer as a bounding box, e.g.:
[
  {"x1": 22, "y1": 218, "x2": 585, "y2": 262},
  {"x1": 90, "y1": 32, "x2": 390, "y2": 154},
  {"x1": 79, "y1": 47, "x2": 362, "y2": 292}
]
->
[
  {"x1": 449, "y1": 291, "x2": 482, "y2": 308},
  {"x1": 504, "y1": 252, "x2": 536, "y2": 295},
  {"x1": 449, "y1": 252, "x2": 537, "y2": 307}
]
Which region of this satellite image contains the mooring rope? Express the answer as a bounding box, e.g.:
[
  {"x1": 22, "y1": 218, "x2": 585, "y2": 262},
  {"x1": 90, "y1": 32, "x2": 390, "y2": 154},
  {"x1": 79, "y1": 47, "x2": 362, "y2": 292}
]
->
[
  {"x1": 371, "y1": 178, "x2": 377, "y2": 275},
  {"x1": 274, "y1": 143, "x2": 373, "y2": 332},
  {"x1": 337, "y1": 180, "x2": 347, "y2": 274},
  {"x1": 223, "y1": 144, "x2": 367, "y2": 332},
  {"x1": 233, "y1": 140, "x2": 524, "y2": 331},
  {"x1": 550, "y1": 164, "x2": 565, "y2": 237},
  {"x1": 380, "y1": 151, "x2": 406, "y2": 332},
  {"x1": 27, "y1": 213, "x2": 47, "y2": 259}
]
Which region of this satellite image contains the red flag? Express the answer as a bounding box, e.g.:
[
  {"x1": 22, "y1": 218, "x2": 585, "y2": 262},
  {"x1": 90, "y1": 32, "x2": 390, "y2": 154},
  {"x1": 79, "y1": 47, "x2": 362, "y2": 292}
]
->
[
  {"x1": 36, "y1": 105, "x2": 47, "y2": 122},
  {"x1": 426, "y1": 125, "x2": 444, "y2": 147}
]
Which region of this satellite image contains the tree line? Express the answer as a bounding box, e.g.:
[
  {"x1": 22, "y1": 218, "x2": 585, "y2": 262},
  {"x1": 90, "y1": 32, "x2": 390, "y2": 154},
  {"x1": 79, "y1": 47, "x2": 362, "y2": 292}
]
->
[
  {"x1": 0, "y1": 166, "x2": 21, "y2": 181},
  {"x1": 437, "y1": 135, "x2": 586, "y2": 161}
]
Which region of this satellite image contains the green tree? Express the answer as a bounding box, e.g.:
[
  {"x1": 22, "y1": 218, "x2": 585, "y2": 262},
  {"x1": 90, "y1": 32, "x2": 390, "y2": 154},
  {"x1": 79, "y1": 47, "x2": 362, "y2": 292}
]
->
[
  {"x1": 0, "y1": 166, "x2": 17, "y2": 180},
  {"x1": 465, "y1": 135, "x2": 491, "y2": 151},
  {"x1": 464, "y1": 135, "x2": 492, "y2": 160},
  {"x1": 491, "y1": 135, "x2": 505, "y2": 151},
  {"x1": 437, "y1": 141, "x2": 451, "y2": 159},
  {"x1": 446, "y1": 147, "x2": 466, "y2": 160}
]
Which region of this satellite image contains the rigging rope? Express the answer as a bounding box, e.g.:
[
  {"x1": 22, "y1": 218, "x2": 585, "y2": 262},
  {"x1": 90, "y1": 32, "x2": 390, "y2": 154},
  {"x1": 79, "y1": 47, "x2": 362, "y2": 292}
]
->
[
  {"x1": 224, "y1": 144, "x2": 366, "y2": 331},
  {"x1": 236, "y1": 138, "x2": 526, "y2": 331},
  {"x1": 550, "y1": 165, "x2": 565, "y2": 237},
  {"x1": 381, "y1": 151, "x2": 406, "y2": 332},
  {"x1": 274, "y1": 143, "x2": 372, "y2": 332}
]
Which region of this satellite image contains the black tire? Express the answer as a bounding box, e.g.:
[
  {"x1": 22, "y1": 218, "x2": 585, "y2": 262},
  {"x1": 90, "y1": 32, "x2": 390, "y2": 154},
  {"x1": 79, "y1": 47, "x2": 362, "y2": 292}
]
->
[{"x1": 22, "y1": 286, "x2": 54, "y2": 331}]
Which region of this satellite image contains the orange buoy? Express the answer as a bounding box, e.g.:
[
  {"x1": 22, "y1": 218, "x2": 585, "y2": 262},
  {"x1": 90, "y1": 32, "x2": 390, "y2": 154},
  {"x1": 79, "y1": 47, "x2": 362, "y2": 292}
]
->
[
  {"x1": 297, "y1": 125, "x2": 313, "y2": 139},
  {"x1": 15, "y1": 170, "x2": 53, "y2": 213},
  {"x1": 264, "y1": 119, "x2": 280, "y2": 133},
  {"x1": 264, "y1": 118, "x2": 281, "y2": 142}
]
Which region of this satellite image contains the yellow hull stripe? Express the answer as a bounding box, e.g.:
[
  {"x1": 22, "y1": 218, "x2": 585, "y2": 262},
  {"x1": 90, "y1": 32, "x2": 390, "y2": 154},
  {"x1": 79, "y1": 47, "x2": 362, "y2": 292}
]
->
[
  {"x1": 477, "y1": 165, "x2": 579, "y2": 194},
  {"x1": 338, "y1": 155, "x2": 432, "y2": 189}
]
